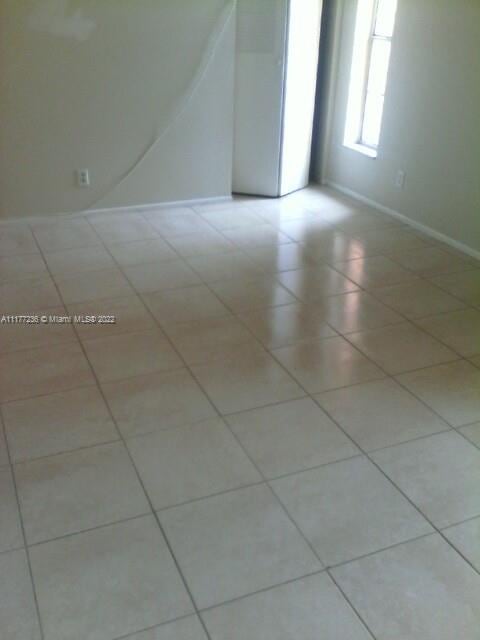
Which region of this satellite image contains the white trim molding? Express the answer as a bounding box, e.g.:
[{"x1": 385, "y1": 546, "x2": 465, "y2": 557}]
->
[{"x1": 326, "y1": 180, "x2": 480, "y2": 261}]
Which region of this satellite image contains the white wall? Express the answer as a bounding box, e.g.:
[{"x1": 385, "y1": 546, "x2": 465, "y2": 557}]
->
[
  {"x1": 0, "y1": 0, "x2": 236, "y2": 219},
  {"x1": 317, "y1": 0, "x2": 480, "y2": 253}
]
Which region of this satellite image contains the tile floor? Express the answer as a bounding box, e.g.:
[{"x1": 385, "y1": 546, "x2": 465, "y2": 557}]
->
[{"x1": 1, "y1": 186, "x2": 480, "y2": 639}]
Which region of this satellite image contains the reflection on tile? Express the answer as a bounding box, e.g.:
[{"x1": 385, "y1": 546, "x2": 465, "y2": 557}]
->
[
  {"x1": 227, "y1": 398, "x2": 359, "y2": 478},
  {"x1": 245, "y1": 243, "x2": 319, "y2": 273},
  {"x1": 191, "y1": 348, "x2": 305, "y2": 414},
  {"x1": 238, "y1": 304, "x2": 337, "y2": 349},
  {"x1": 202, "y1": 573, "x2": 373, "y2": 640},
  {"x1": 15, "y1": 442, "x2": 149, "y2": 544},
  {"x1": 397, "y1": 360, "x2": 480, "y2": 427},
  {"x1": 390, "y1": 246, "x2": 477, "y2": 277},
  {"x1": 30, "y1": 516, "x2": 194, "y2": 640},
  {"x1": 102, "y1": 369, "x2": 216, "y2": 439},
  {"x1": 2, "y1": 386, "x2": 117, "y2": 463},
  {"x1": 0, "y1": 549, "x2": 42, "y2": 640},
  {"x1": 222, "y1": 225, "x2": 292, "y2": 249},
  {"x1": 333, "y1": 256, "x2": 418, "y2": 289},
  {"x1": 317, "y1": 378, "x2": 448, "y2": 451},
  {"x1": 372, "y1": 432, "x2": 480, "y2": 528},
  {"x1": 0, "y1": 343, "x2": 94, "y2": 403},
  {"x1": 160, "y1": 484, "x2": 321, "y2": 609},
  {"x1": 83, "y1": 330, "x2": 182, "y2": 382},
  {"x1": 273, "y1": 336, "x2": 384, "y2": 394},
  {"x1": 277, "y1": 267, "x2": 359, "y2": 302},
  {"x1": 332, "y1": 535, "x2": 480, "y2": 640},
  {"x1": 372, "y1": 280, "x2": 466, "y2": 319},
  {"x1": 127, "y1": 418, "x2": 261, "y2": 509},
  {"x1": 348, "y1": 323, "x2": 458, "y2": 374},
  {"x1": 272, "y1": 457, "x2": 432, "y2": 565}
]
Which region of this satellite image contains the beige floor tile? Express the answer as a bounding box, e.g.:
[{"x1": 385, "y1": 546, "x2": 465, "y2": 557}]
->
[
  {"x1": 431, "y1": 269, "x2": 480, "y2": 307},
  {"x1": 0, "y1": 253, "x2": 48, "y2": 283},
  {"x1": 122, "y1": 260, "x2": 201, "y2": 294},
  {"x1": 256, "y1": 206, "x2": 317, "y2": 226},
  {"x1": 416, "y1": 309, "x2": 480, "y2": 357},
  {"x1": 459, "y1": 422, "x2": 480, "y2": 448},
  {"x1": 145, "y1": 208, "x2": 212, "y2": 237},
  {"x1": 166, "y1": 229, "x2": 237, "y2": 257},
  {"x1": 186, "y1": 251, "x2": 263, "y2": 283},
  {"x1": 238, "y1": 303, "x2": 336, "y2": 349},
  {"x1": 397, "y1": 360, "x2": 480, "y2": 426},
  {"x1": 0, "y1": 342, "x2": 94, "y2": 403},
  {"x1": 348, "y1": 322, "x2": 458, "y2": 375},
  {"x1": 273, "y1": 457, "x2": 432, "y2": 565},
  {"x1": 333, "y1": 210, "x2": 403, "y2": 233},
  {"x1": 372, "y1": 280, "x2": 466, "y2": 318},
  {"x1": 0, "y1": 467, "x2": 23, "y2": 552},
  {"x1": 273, "y1": 336, "x2": 384, "y2": 394},
  {"x1": 372, "y1": 431, "x2": 480, "y2": 528},
  {"x1": 125, "y1": 616, "x2": 208, "y2": 640},
  {"x1": 351, "y1": 227, "x2": 430, "y2": 253},
  {"x1": 30, "y1": 516, "x2": 194, "y2": 640},
  {"x1": 311, "y1": 291, "x2": 403, "y2": 334},
  {"x1": 0, "y1": 549, "x2": 42, "y2": 640},
  {"x1": 102, "y1": 369, "x2": 217, "y2": 439},
  {"x1": 3, "y1": 386, "x2": 118, "y2": 463},
  {"x1": 55, "y1": 268, "x2": 134, "y2": 304},
  {"x1": 83, "y1": 330, "x2": 182, "y2": 382},
  {"x1": 68, "y1": 295, "x2": 156, "y2": 340},
  {"x1": 90, "y1": 215, "x2": 158, "y2": 245},
  {"x1": 191, "y1": 349, "x2": 305, "y2": 414},
  {"x1": 33, "y1": 219, "x2": 100, "y2": 252},
  {"x1": 316, "y1": 379, "x2": 448, "y2": 452},
  {"x1": 332, "y1": 534, "x2": 480, "y2": 640},
  {"x1": 277, "y1": 267, "x2": 359, "y2": 302},
  {"x1": 333, "y1": 255, "x2": 418, "y2": 289},
  {"x1": 211, "y1": 276, "x2": 297, "y2": 312},
  {"x1": 221, "y1": 224, "x2": 292, "y2": 249},
  {"x1": 0, "y1": 275, "x2": 62, "y2": 313},
  {"x1": 303, "y1": 233, "x2": 368, "y2": 262},
  {"x1": 108, "y1": 237, "x2": 179, "y2": 267},
  {"x1": 143, "y1": 285, "x2": 231, "y2": 326},
  {"x1": 16, "y1": 442, "x2": 150, "y2": 544},
  {"x1": 227, "y1": 398, "x2": 359, "y2": 478},
  {"x1": 200, "y1": 208, "x2": 265, "y2": 230},
  {"x1": 390, "y1": 246, "x2": 476, "y2": 277},
  {"x1": 43, "y1": 245, "x2": 116, "y2": 276},
  {"x1": 443, "y1": 518, "x2": 480, "y2": 572},
  {"x1": 0, "y1": 224, "x2": 39, "y2": 256},
  {"x1": 245, "y1": 243, "x2": 319, "y2": 273},
  {"x1": 160, "y1": 484, "x2": 321, "y2": 609},
  {"x1": 0, "y1": 306, "x2": 77, "y2": 354},
  {"x1": 202, "y1": 573, "x2": 373, "y2": 640},
  {"x1": 165, "y1": 315, "x2": 256, "y2": 365},
  {"x1": 127, "y1": 418, "x2": 261, "y2": 510},
  {"x1": 276, "y1": 220, "x2": 338, "y2": 244}
]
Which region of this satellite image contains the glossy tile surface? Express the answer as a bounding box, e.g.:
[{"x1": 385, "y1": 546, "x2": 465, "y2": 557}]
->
[{"x1": 1, "y1": 187, "x2": 479, "y2": 639}]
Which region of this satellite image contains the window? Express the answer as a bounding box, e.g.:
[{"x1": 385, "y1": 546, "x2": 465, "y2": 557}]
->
[{"x1": 344, "y1": 0, "x2": 398, "y2": 157}]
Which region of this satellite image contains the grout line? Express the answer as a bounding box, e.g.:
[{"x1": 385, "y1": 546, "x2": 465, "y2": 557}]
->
[{"x1": 326, "y1": 569, "x2": 378, "y2": 640}]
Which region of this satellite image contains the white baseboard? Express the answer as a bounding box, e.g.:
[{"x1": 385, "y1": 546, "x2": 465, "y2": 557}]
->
[
  {"x1": 326, "y1": 180, "x2": 480, "y2": 262},
  {"x1": 0, "y1": 195, "x2": 232, "y2": 226}
]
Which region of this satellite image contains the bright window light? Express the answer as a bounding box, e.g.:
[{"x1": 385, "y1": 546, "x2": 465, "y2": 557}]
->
[{"x1": 344, "y1": 0, "x2": 398, "y2": 156}]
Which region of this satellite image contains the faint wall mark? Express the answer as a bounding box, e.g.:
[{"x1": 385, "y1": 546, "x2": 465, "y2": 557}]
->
[{"x1": 28, "y1": 0, "x2": 96, "y2": 42}]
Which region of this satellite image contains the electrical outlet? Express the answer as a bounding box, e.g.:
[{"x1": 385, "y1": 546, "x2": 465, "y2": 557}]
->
[
  {"x1": 395, "y1": 169, "x2": 406, "y2": 190},
  {"x1": 76, "y1": 169, "x2": 90, "y2": 188}
]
